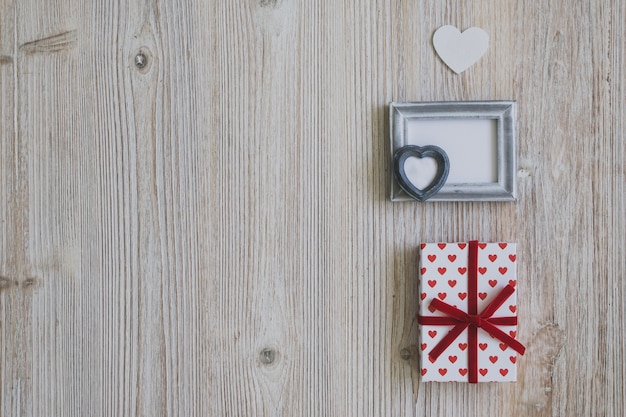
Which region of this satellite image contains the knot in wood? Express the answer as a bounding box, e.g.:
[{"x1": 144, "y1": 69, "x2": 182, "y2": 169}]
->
[
  {"x1": 0, "y1": 276, "x2": 15, "y2": 290},
  {"x1": 259, "y1": 0, "x2": 278, "y2": 8},
  {"x1": 259, "y1": 348, "x2": 276, "y2": 365},
  {"x1": 400, "y1": 348, "x2": 412, "y2": 360},
  {"x1": 134, "y1": 53, "x2": 148, "y2": 69}
]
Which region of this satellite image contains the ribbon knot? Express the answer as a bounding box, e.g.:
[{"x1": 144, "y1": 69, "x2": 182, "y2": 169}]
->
[
  {"x1": 468, "y1": 315, "x2": 483, "y2": 327},
  {"x1": 418, "y1": 241, "x2": 526, "y2": 383}
]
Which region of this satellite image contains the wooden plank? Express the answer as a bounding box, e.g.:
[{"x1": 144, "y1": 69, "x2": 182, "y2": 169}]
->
[
  {"x1": 7, "y1": 1, "x2": 99, "y2": 416},
  {"x1": 0, "y1": 0, "x2": 34, "y2": 416},
  {"x1": 0, "y1": 0, "x2": 623, "y2": 416}
]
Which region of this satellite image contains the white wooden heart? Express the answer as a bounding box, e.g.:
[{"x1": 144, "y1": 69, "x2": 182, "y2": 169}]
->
[{"x1": 433, "y1": 25, "x2": 489, "y2": 74}]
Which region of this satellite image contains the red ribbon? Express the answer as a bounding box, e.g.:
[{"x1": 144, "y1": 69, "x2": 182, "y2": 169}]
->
[{"x1": 418, "y1": 241, "x2": 526, "y2": 383}]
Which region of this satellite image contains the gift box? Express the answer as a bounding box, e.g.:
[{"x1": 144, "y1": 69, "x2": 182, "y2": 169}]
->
[{"x1": 418, "y1": 241, "x2": 525, "y2": 382}]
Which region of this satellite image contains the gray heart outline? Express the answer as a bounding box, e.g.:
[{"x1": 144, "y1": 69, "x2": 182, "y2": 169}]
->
[{"x1": 393, "y1": 145, "x2": 450, "y2": 201}]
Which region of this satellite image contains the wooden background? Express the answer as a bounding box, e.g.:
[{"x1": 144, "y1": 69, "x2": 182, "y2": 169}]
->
[{"x1": 0, "y1": 0, "x2": 624, "y2": 416}]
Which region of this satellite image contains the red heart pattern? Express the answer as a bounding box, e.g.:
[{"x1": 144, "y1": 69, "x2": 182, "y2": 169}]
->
[{"x1": 418, "y1": 242, "x2": 518, "y2": 382}]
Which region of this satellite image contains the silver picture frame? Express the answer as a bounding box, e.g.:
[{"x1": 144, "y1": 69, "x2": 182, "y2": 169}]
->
[{"x1": 390, "y1": 101, "x2": 517, "y2": 202}]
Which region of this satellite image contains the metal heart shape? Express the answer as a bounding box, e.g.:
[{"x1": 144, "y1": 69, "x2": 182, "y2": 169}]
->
[{"x1": 393, "y1": 145, "x2": 450, "y2": 201}]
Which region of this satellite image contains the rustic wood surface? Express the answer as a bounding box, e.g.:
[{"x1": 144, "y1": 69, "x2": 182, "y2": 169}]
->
[{"x1": 0, "y1": 0, "x2": 624, "y2": 416}]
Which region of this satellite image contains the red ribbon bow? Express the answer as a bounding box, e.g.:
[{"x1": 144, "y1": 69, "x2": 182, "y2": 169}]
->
[{"x1": 418, "y1": 241, "x2": 525, "y2": 383}]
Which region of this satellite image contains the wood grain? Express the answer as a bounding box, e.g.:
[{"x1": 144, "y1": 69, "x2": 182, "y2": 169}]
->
[{"x1": 0, "y1": 0, "x2": 624, "y2": 416}]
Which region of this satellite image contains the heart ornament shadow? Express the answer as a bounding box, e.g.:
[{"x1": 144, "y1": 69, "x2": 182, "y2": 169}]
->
[{"x1": 393, "y1": 145, "x2": 450, "y2": 202}]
